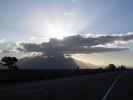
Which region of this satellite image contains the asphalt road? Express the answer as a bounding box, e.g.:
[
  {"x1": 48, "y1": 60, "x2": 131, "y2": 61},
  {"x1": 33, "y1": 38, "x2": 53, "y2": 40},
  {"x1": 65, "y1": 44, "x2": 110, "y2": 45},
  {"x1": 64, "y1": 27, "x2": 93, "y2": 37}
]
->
[
  {"x1": 105, "y1": 71, "x2": 133, "y2": 100},
  {"x1": 0, "y1": 72, "x2": 132, "y2": 100}
]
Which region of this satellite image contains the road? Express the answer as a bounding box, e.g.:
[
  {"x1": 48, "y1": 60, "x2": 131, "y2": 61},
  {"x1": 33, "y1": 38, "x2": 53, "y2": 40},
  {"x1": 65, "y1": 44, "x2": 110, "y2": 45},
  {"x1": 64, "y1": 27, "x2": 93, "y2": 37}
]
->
[
  {"x1": 105, "y1": 71, "x2": 133, "y2": 100},
  {"x1": 0, "y1": 72, "x2": 132, "y2": 100}
]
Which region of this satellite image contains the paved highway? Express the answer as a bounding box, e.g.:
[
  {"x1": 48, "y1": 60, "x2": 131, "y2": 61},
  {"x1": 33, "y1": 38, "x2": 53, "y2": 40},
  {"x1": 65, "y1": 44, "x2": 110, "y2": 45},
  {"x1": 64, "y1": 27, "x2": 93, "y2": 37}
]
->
[{"x1": 0, "y1": 72, "x2": 132, "y2": 100}]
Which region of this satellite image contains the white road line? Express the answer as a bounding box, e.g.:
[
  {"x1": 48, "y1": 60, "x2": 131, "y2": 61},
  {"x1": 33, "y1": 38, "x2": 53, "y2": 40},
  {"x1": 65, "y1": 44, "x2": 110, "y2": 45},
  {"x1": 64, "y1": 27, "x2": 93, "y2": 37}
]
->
[{"x1": 101, "y1": 74, "x2": 121, "y2": 100}]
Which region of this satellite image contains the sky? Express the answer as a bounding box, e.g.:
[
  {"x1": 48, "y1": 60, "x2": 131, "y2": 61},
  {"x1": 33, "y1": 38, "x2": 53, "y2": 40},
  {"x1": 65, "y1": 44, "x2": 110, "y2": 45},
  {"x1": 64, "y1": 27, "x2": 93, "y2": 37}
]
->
[{"x1": 0, "y1": 0, "x2": 133, "y2": 67}]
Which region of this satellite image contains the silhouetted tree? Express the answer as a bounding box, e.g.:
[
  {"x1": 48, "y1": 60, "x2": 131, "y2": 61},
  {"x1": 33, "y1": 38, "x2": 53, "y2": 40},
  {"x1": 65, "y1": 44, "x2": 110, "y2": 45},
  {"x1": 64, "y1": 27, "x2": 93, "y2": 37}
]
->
[
  {"x1": 1, "y1": 56, "x2": 18, "y2": 70},
  {"x1": 97, "y1": 67, "x2": 103, "y2": 72},
  {"x1": 118, "y1": 65, "x2": 126, "y2": 71},
  {"x1": 105, "y1": 64, "x2": 116, "y2": 71}
]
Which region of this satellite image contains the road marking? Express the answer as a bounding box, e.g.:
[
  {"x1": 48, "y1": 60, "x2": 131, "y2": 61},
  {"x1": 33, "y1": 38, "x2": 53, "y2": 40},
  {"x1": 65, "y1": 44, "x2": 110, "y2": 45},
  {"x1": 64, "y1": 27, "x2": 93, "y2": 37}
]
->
[{"x1": 101, "y1": 74, "x2": 121, "y2": 100}]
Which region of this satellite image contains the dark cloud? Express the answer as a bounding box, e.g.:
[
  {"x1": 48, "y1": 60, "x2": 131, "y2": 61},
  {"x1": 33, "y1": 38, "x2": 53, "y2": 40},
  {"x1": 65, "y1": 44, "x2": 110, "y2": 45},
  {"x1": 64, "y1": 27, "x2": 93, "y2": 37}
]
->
[
  {"x1": 1, "y1": 50, "x2": 11, "y2": 53},
  {"x1": 17, "y1": 43, "x2": 46, "y2": 52},
  {"x1": 63, "y1": 47, "x2": 127, "y2": 54},
  {"x1": 63, "y1": 34, "x2": 133, "y2": 47},
  {"x1": 18, "y1": 33, "x2": 133, "y2": 55},
  {"x1": 17, "y1": 55, "x2": 79, "y2": 69}
]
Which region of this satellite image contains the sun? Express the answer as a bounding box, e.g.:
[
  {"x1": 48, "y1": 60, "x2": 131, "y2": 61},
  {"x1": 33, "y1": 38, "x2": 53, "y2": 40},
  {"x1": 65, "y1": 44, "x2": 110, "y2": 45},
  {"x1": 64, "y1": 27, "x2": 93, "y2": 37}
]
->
[
  {"x1": 28, "y1": 12, "x2": 88, "y2": 41},
  {"x1": 46, "y1": 23, "x2": 68, "y2": 40}
]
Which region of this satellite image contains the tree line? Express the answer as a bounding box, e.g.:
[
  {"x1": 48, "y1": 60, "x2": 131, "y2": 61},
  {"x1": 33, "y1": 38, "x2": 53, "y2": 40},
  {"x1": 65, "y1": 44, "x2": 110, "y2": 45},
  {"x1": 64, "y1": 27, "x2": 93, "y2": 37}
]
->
[{"x1": 0, "y1": 56, "x2": 127, "y2": 71}]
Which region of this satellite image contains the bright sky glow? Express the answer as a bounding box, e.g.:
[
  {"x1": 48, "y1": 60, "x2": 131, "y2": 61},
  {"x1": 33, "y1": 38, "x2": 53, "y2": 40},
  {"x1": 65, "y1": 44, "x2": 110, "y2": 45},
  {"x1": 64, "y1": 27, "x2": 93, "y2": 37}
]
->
[
  {"x1": 27, "y1": 9, "x2": 89, "y2": 40},
  {"x1": 0, "y1": 0, "x2": 133, "y2": 67}
]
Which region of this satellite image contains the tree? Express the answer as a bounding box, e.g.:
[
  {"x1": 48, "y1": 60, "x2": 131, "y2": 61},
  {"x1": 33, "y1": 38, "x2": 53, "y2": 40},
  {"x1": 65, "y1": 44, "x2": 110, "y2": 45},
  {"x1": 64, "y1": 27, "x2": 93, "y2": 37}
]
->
[
  {"x1": 118, "y1": 65, "x2": 126, "y2": 71},
  {"x1": 1, "y1": 56, "x2": 18, "y2": 70},
  {"x1": 105, "y1": 64, "x2": 116, "y2": 71}
]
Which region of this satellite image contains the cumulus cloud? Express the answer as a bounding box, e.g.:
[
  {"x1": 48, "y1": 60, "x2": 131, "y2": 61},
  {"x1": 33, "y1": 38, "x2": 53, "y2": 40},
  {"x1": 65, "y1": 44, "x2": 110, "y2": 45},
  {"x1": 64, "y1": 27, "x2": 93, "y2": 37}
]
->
[
  {"x1": 17, "y1": 33, "x2": 133, "y2": 55},
  {"x1": 0, "y1": 32, "x2": 132, "y2": 58},
  {"x1": 0, "y1": 41, "x2": 23, "y2": 58},
  {"x1": 93, "y1": 40, "x2": 128, "y2": 48},
  {"x1": 18, "y1": 55, "x2": 79, "y2": 69},
  {"x1": 1, "y1": 32, "x2": 133, "y2": 69}
]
